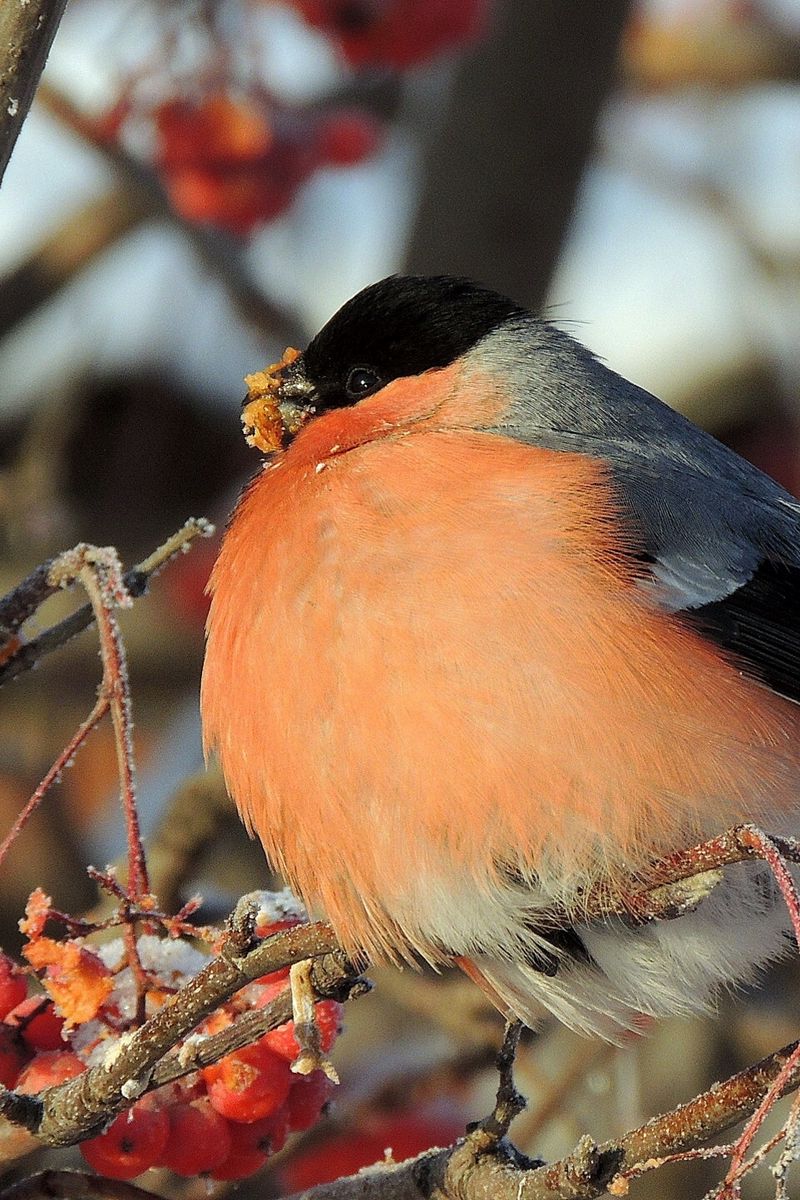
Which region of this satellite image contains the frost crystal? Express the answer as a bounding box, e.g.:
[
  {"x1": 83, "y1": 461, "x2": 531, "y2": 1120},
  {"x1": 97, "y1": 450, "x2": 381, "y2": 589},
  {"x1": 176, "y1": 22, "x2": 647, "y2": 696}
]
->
[{"x1": 254, "y1": 888, "x2": 307, "y2": 927}]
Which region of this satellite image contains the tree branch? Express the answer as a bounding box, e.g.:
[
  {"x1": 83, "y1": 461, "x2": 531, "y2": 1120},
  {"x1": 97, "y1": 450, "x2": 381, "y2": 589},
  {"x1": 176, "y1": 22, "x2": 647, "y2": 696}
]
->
[
  {"x1": 0, "y1": 517, "x2": 214, "y2": 688},
  {"x1": 277, "y1": 1035, "x2": 800, "y2": 1200},
  {"x1": 0, "y1": 901, "x2": 364, "y2": 1148},
  {"x1": 0, "y1": 0, "x2": 69, "y2": 186},
  {"x1": 0, "y1": 1170, "x2": 164, "y2": 1200}
]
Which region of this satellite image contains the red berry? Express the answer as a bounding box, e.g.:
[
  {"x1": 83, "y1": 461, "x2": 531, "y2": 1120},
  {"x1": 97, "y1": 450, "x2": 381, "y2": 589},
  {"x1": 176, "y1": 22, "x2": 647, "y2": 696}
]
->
[
  {"x1": 317, "y1": 111, "x2": 382, "y2": 166},
  {"x1": 256, "y1": 965, "x2": 290, "y2": 988},
  {"x1": 255, "y1": 916, "x2": 303, "y2": 940},
  {"x1": 6, "y1": 997, "x2": 65, "y2": 1051},
  {"x1": 164, "y1": 163, "x2": 298, "y2": 236},
  {"x1": 204, "y1": 1041, "x2": 292, "y2": 1123},
  {"x1": 209, "y1": 1143, "x2": 266, "y2": 1180},
  {"x1": 292, "y1": 0, "x2": 489, "y2": 69},
  {"x1": 15, "y1": 1049, "x2": 84, "y2": 1093},
  {"x1": 281, "y1": 1113, "x2": 466, "y2": 1191},
  {"x1": 80, "y1": 1101, "x2": 169, "y2": 1180},
  {"x1": 210, "y1": 1111, "x2": 289, "y2": 1181},
  {"x1": 285, "y1": 1070, "x2": 335, "y2": 1132},
  {"x1": 0, "y1": 1024, "x2": 28, "y2": 1088},
  {"x1": 0, "y1": 955, "x2": 28, "y2": 1019},
  {"x1": 262, "y1": 1000, "x2": 343, "y2": 1062},
  {"x1": 160, "y1": 1099, "x2": 232, "y2": 1176},
  {"x1": 155, "y1": 94, "x2": 273, "y2": 170}
]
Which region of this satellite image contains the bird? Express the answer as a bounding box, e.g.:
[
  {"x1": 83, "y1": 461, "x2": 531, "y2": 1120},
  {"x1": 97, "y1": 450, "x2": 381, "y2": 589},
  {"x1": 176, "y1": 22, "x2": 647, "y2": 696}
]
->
[{"x1": 201, "y1": 274, "x2": 800, "y2": 1039}]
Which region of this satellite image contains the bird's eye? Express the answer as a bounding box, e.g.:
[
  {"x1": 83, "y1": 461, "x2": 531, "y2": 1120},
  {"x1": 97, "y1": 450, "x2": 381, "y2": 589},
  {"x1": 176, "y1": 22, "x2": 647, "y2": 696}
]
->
[{"x1": 345, "y1": 367, "x2": 382, "y2": 400}]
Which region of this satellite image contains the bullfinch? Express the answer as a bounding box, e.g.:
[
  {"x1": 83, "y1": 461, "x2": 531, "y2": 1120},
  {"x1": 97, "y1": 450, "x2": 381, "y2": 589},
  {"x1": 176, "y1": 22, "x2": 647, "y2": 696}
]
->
[{"x1": 201, "y1": 274, "x2": 800, "y2": 1039}]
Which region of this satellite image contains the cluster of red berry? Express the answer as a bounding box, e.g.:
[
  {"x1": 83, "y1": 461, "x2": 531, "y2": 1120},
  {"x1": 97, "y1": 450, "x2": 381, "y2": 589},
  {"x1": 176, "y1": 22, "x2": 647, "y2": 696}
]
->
[
  {"x1": 290, "y1": 0, "x2": 490, "y2": 69},
  {"x1": 0, "y1": 905, "x2": 342, "y2": 1182},
  {"x1": 0, "y1": 956, "x2": 70, "y2": 1089},
  {"x1": 95, "y1": 0, "x2": 488, "y2": 236},
  {"x1": 152, "y1": 93, "x2": 382, "y2": 236}
]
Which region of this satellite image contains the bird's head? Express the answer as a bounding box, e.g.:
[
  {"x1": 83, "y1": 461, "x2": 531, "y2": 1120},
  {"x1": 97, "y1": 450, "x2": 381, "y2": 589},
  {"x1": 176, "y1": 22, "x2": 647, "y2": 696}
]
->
[{"x1": 241, "y1": 274, "x2": 526, "y2": 456}]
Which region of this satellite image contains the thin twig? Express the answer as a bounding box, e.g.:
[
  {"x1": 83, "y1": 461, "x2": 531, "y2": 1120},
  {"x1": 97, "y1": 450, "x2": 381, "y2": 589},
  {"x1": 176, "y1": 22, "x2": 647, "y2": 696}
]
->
[
  {"x1": 0, "y1": 517, "x2": 214, "y2": 687},
  {"x1": 0, "y1": 694, "x2": 107, "y2": 872},
  {"x1": 47, "y1": 546, "x2": 149, "y2": 902},
  {"x1": 467, "y1": 1021, "x2": 526, "y2": 1152}
]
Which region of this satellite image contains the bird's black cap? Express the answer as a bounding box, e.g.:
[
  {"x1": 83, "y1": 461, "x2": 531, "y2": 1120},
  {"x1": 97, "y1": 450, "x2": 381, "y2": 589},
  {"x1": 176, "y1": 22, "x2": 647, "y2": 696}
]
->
[{"x1": 301, "y1": 274, "x2": 525, "y2": 410}]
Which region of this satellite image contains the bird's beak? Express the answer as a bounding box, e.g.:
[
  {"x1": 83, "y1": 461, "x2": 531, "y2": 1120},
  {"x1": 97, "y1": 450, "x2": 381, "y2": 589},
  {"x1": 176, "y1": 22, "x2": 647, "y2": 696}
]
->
[{"x1": 241, "y1": 348, "x2": 317, "y2": 453}]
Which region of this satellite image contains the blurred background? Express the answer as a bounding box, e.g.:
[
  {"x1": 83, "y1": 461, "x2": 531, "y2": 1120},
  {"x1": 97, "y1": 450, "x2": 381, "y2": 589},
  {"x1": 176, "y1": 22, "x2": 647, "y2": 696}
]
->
[{"x1": 0, "y1": 0, "x2": 799, "y2": 1195}]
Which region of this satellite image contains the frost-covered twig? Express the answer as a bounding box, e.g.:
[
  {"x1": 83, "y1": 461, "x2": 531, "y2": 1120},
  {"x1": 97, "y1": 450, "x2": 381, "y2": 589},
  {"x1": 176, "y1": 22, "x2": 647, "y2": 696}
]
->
[
  {"x1": 0, "y1": 900, "x2": 364, "y2": 1147},
  {"x1": 47, "y1": 544, "x2": 148, "y2": 905},
  {"x1": 267, "y1": 1034, "x2": 800, "y2": 1200},
  {"x1": 0, "y1": 517, "x2": 214, "y2": 688}
]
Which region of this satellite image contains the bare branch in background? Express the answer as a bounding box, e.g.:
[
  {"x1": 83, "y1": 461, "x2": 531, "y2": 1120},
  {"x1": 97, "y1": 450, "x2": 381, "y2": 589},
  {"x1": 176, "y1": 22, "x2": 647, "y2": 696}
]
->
[
  {"x1": 0, "y1": 189, "x2": 150, "y2": 341},
  {"x1": 405, "y1": 0, "x2": 633, "y2": 310},
  {"x1": 34, "y1": 84, "x2": 306, "y2": 349}
]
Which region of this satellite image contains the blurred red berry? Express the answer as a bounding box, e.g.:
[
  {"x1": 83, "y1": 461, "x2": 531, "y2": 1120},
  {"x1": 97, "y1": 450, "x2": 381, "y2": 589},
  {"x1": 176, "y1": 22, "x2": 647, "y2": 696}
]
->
[
  {"x1": 0, "y1": 1024, "x2": 28, "y2": 1088},
  {"x1": 0, "y1": 955, "x2": 28, "y2": 1019},
  {"x1": 262, "y1": 999, "x2": 343, "y2": 1062},
  {"x1": 155, "y1": 92, "x2": 321, "y2": 235},
  {"x1": 161, "y1": 537, "x2": 218, "y2": 628},
  {"x1": 80, "y1": 1101, "x2": 170, "y2": 1180},
  {"x1": 292, "y1": 0, "x2": 490, "y2": 69},
  {"x1": 317, "y1": 110, "x2": 382, "y2": 166},
  {"x1": 160, "y1": 1099, "x2": 232, "y2": 1176},
  {"x1": 16, "y1": 1049, "x2": 84, "y2": 1094},
  {"x1": 204, "y1": 1040, "x2": 292, "y2": 1123},
  {"x1": 281, "y1": 1113, "x2": 465, "y2": 1190},
  {"x1": 156, "y1": 94, "x2": 273, "y2": 170},
  {"x1": 163, "y1": 147, "x2": 312, "y2": 236},
  {"x1": 285, "y1": 1070, "x2": 335, "y2": 1132},
  {"x1": 210, "y1": 1113, "x2": 285, "y2": 1180},
  {"x1": 6, "y1": 997, "x2": 65, "y2": 1052}
]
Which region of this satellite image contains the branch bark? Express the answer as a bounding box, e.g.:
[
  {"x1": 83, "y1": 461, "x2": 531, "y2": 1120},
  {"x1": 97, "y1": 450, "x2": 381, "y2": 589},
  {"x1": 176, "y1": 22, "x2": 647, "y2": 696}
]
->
[
  {"x1": 0, "y1": 0, "x2": 70, "y2": 186},
  {"x1": 0, "y1": 517, "x2": 214, "y2": 688},
  {"x1": 0, "y1": 905, "x2": 364, "y2": 1148},
  {"x1": 280, "y1": 1036, "x2": 800, "y2": 1200},
  {"x1": 0, "y1": 1170, "x2": 164, "y2": 1200},
  {"x1": 404, "y1": 0, "x2": 633, "y2": 309}
]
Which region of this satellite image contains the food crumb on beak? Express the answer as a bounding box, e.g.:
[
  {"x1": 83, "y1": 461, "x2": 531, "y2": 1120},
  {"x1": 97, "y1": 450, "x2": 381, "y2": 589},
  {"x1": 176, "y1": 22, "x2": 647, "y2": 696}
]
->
[{"x1": 242, "y1": 346, "x2": 301, "y2": 454}]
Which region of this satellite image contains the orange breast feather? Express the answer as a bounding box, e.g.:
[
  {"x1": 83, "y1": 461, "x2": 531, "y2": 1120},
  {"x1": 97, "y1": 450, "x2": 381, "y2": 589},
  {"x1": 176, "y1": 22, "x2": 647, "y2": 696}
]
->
[{"x1": 202, "y1": 421, "x2": 800, "y2": 963}]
